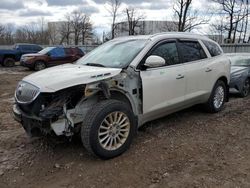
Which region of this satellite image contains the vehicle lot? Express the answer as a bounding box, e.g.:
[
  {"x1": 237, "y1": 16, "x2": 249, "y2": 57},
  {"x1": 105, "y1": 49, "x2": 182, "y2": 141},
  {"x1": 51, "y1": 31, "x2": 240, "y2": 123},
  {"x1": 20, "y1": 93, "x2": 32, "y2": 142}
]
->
[{"x1": 0, "y1": 66, "x2": 250, "y2": 188}]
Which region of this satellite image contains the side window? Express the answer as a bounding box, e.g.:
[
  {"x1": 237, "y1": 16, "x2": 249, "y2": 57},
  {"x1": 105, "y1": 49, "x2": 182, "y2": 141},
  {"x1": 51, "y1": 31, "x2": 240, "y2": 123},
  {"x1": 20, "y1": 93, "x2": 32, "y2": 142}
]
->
[
  {"x1": 50, "y1": 48, "x2": 65, "y2": 57},
  {"x1": 202, "y1": 40, "x2": 222, "y2": 57},
  {"x1": 64, "y1": 48, "x2": 73, "y2": 55},
  {"x1": 178, "y1": 41, "x2": 207, "y2": 63},
  {"x1": 21, "y1": 45, "x2": 32, "y2": 52},
  {"x1": 150, "y1": 42, "x2": 180, "y2": 66}
]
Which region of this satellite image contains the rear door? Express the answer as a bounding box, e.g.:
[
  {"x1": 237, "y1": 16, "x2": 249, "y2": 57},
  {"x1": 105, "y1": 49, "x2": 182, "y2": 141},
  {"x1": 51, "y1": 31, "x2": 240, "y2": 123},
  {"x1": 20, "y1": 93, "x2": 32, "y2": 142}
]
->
[
  {"x1": 140, "y1": 40, "x2": 186, "y2": 117},
  {"x1": 201, "y1": 40, "x2": 225, "y2": 92},
  {"x1": 64, "y1": 48, "x2": 78, "y2": 63},
  {"x1": 177, "y1": 40, "x2": 209, "y2": 103}
]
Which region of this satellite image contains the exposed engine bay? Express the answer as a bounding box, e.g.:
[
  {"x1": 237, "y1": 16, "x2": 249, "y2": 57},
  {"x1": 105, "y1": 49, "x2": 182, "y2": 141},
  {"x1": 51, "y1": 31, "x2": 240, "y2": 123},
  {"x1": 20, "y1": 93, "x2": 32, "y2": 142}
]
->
[{"x1": 14, "y1": 68, "x2": 142, "y2": 137}]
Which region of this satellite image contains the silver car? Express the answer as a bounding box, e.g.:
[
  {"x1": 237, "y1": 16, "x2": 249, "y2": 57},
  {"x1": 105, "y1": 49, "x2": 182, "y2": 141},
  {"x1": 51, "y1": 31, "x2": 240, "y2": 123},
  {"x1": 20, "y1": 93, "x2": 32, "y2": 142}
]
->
[{"x1": 227, "y1": 53, "x2": 250, "y2": 97}]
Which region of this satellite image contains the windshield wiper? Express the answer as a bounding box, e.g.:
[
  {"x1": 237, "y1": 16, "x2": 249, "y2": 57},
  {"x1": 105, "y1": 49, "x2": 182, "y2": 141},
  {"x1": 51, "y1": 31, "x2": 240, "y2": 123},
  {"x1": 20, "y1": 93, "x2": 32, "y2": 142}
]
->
[{"x1": 86, "y1": 63, "x2": 105, "y2": 67}]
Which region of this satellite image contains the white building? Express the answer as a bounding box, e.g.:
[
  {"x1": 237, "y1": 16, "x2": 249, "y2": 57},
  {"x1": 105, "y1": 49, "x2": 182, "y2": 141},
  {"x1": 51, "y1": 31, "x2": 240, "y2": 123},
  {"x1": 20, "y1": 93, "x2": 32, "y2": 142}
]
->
[{"x1": 114, "y1": 20, "x2": 178, "y2": 37}]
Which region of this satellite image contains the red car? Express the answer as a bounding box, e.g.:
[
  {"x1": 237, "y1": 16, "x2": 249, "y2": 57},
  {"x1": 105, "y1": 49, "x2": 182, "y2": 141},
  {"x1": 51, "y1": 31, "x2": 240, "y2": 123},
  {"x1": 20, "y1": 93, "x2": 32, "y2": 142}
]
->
[{"x1": 20, "y1": 47, "x2": 85, "y2": 71}]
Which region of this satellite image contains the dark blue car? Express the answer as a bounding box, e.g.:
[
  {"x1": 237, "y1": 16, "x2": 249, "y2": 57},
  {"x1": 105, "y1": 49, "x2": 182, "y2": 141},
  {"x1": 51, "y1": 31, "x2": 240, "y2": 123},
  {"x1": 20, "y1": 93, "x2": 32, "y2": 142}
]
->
[{"x1": 0, "y1": 43, "x2": 43, "y2": 67}]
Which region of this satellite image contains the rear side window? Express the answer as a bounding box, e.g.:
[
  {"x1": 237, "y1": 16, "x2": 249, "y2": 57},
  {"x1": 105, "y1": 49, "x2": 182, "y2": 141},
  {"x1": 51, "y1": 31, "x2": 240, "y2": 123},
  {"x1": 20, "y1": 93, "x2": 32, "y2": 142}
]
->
[
  {"x1": 178, "y1": 41, "x2": 207, "y2": 63},
  {"x1": 202, "y1": 40, "x2": 222, "y2": 57},
  {"x1": 50, "y1": 48, "x2": 65, "y2": 57},
  {"x1": 64, "y1": 48, "x2": 72, "y2": 55},
  {"x1": 20, "y1": 45, "x2": 33, "y2": 51},
  {"x1": 150, "y1": 42, "x2": 180, "y2": 66}
]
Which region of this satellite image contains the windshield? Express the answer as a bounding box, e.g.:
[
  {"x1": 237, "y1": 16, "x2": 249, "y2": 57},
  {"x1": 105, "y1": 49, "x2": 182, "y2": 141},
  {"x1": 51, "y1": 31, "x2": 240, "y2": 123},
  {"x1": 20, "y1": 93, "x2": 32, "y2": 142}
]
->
[
  {"x1": 77, "y1": 39, "x2": 148, "y2": 68},
  {"x1": 229, "y1": 56, "x2": 250, "y2": 66},
  {"x1": 38, "y1": 47, "x2": 55, "y2": 55}
]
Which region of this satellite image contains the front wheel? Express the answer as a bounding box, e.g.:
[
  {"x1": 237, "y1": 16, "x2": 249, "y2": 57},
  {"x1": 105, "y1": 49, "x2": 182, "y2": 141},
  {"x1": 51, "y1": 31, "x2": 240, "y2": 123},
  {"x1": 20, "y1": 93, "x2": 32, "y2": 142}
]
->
[
  {"x1": 205, "y1": 80, "x2": 226, "y2": 113},
  {"x1": 81, "y1": 100, "x2": 136, "y2": 159},
  {"x1": 3, "y1": 58, "x2": 15, "y2": 67},
  {"x1": 239, "y1": 78, "x2": 250, "y2": 98},
  {"x1": 34, "y1": 61, "x2": 46, "y2": 71}
]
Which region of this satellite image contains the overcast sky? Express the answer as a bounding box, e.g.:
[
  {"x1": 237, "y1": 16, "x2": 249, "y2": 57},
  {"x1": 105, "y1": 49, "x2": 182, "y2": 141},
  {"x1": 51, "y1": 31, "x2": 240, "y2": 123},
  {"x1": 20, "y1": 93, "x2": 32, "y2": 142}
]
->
[{"x1": 0, "y1": 0, "x2": 212, "y2": 34}]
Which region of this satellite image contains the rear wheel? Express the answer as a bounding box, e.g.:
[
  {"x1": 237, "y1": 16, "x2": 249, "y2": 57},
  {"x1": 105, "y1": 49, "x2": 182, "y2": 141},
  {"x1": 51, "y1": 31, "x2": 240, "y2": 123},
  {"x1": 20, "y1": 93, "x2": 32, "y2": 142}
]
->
[
  {"x1": 81, "y1": 100, "x2": 136, "y2": 159},
  {"x1": 205, "y1": 80, "x2": 226, "y2": 113},
  {"x1": 239, "y1": 78, "x2": 250, "y2": 98},
  {"x1": 3, "y1": 58, "x2": 15, "y2": 67},
  {"x1": 34, "y1": 61, "x2": 46, "y2": 71}
]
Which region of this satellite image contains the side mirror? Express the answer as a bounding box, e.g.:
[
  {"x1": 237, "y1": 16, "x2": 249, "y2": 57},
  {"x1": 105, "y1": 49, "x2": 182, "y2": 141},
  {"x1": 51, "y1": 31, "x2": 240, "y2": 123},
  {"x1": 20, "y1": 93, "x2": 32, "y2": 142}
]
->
[{"x1": 144, "y1": 55, "x2": 165, "y2": 68}]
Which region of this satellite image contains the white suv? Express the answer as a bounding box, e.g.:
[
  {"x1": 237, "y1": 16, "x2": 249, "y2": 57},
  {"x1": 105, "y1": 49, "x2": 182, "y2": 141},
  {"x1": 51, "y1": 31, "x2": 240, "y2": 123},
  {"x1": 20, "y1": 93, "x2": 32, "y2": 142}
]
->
[{"x1": 13, "y1": 33, "x2": 231, "y2": 159}]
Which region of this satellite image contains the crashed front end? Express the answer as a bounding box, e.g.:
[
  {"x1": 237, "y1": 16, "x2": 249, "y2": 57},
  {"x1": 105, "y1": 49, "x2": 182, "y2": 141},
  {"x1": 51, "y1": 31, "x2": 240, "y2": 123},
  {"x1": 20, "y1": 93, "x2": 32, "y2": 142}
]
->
[{"x1": 13, "y1": 81, "x2": 86, "y2": 137}]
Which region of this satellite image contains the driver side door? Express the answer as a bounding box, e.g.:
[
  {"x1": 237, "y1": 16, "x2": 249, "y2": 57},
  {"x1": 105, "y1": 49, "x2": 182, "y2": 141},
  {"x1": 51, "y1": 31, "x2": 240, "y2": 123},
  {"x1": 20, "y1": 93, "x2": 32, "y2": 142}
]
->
[{"x1": 140, "y1": 40, "x2": 186, "y2": 119}]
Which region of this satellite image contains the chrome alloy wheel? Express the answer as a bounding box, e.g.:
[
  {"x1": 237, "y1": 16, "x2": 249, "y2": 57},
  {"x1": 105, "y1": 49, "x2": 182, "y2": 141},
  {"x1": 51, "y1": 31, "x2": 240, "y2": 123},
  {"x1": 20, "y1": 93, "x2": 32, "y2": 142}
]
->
[
  {"x1": 98, "y1": 111, "x2": 130, "y2": 151},
  {"x1": 213, "y1": 86, "x2": 225, "y2": 109}
]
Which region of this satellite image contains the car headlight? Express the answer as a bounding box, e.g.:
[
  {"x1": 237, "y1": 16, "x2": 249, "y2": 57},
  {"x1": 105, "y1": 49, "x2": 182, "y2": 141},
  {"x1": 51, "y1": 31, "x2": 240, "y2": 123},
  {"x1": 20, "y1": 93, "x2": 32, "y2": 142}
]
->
[
  {"x1": 23, "y1": 57, "x2": 33, "y2": 61},
  {"x1": 15, "y1": 81, "x2": 40, "y2": 104}
]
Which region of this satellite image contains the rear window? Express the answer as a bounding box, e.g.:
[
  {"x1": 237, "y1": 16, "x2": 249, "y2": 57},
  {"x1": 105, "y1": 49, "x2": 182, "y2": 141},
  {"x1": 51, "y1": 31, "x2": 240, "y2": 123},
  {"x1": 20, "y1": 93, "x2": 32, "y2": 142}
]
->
[
  {"x1": 178, "y1": 41, "x2": 207, "y2": 63},
  {"x1": 202, "y1": 40, "x2": 222, "y2": 57}
]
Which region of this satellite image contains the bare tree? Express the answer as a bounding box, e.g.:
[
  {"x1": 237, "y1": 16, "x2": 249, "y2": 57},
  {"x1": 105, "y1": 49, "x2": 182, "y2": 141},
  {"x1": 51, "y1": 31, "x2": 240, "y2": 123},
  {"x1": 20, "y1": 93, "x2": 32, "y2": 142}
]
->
[
  {"x1": 125, "y1": 8, "x2": 144, "y2": 35},
  {"x1": 4, "y1": 24, "x2": 14, "y2": 44},
  {"x1": 58, "y1": 14, "x2": 72, "y2": 45},
  {"x1": 107, "y1": 0, "x2": 121, "y2": 39},
  {"x1": 80, "y1": 15, "x2": 93, "y2": 45},
  {"x1": 242, "y1": 0, "x2": 249, "y2": 42},
  {"x1": 173, "y1": 0, "x2": 209, "y2": 32},
  {"x1": 70, "y1": 10, "x2": 83, "y2": 45},
  {"x1": 69, "y1": 10, "x2": 93, "y2": 45},
  {"x1": 213, "y1": 0, "x2": 249, "y2": 43}
]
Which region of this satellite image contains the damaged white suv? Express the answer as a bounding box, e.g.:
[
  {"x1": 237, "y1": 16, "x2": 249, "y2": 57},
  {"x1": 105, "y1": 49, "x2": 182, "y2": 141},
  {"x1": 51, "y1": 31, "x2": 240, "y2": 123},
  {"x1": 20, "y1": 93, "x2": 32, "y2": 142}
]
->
[{"x1": 13, "y1": 33, "x2": 230, "y2": 159}]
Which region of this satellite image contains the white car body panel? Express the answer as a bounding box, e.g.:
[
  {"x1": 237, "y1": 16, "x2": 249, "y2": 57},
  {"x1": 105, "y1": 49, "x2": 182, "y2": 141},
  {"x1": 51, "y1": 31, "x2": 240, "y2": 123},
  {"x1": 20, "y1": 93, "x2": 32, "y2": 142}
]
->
[
  {"x1": 141, "y1": 65, "x2": 185, "y2": 114},
  {"x1": 203, "y1": 55, "x2": 231, "y2": 93},
  {"x1": 23, "y1": 64, "x2": 122, "y2": 92}
]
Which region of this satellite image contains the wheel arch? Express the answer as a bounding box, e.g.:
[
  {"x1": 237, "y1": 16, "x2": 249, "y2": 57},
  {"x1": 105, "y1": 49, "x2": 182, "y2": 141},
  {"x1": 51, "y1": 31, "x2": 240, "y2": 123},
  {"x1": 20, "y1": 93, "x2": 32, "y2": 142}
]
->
[
  {"x1": 35, "y1": 59, "x2": 47, "y2": 66},
  {"x1": 109, "y1": 90, "x2": 137, "y2": 115},
  {"x1": 3, "y1": 54, "x2": 16, "y2": 60}
]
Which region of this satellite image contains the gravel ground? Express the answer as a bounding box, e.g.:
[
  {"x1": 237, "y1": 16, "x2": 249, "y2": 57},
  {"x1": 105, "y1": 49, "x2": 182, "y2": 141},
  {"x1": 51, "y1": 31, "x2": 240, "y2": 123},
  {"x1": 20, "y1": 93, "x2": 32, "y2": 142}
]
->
[{"x1": 0, "y1": 66, "x2": 250, "y2": 188}]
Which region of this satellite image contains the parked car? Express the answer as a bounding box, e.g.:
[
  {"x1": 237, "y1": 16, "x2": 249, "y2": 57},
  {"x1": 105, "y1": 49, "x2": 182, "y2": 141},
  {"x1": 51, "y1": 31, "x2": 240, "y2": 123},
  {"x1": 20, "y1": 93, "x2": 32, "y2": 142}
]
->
[
  {"x1": 227, "y1": 53, "x2": 250, "y2": 97},
  {"x1": 20, "y1": 46, "x2": 84, "y2": 71},
  {"x1": 0, "y1": 43, "x2": 43, "y2": 67},
  {"x1": 13, "y1": 33, "x2": 231, "y2": 159}
]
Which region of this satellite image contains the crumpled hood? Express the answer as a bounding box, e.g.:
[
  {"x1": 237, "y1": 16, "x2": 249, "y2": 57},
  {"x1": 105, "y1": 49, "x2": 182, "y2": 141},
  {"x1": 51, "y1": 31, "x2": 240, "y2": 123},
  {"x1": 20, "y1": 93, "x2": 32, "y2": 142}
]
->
[{"x1": 23, "y1": 64, "x2": 122, "y2": 92}]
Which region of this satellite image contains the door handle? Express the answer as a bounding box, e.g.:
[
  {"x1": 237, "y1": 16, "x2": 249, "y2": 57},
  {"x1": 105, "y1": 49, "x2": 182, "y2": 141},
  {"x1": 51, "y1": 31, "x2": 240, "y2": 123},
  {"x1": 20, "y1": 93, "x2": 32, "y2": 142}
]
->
[
  {"x1": 176, "y1": 74, "x2": 185, "y2": 79},
  {"x1": 205, "y1": 68, "x2": 212, "y2": 72}
]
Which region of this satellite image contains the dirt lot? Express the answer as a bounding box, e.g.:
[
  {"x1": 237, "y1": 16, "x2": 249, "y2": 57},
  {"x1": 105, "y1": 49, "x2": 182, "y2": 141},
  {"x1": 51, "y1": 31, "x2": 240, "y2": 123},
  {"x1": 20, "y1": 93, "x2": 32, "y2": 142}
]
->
[{"x1": 0, "y1": 66, "x2": 250, "y2": 188}]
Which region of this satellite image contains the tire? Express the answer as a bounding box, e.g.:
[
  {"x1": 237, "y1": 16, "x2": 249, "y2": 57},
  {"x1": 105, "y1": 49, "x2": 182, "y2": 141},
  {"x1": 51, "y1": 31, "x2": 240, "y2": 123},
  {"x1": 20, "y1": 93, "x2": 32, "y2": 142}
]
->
[
  {"x1": 3, "y1": 58, "x2": 15, "y2": 67},
  {"x1": 81, "y1": 100, "x2": 136, "y2": 159},
  {"x1": 34, "y1": 61, "x2": 46, "y2": 71},
  {"x1": 239, "y1": 78, "x2": 250, "y2": 98},
  {"x1": 205, "y1": 80, "x2": 226, "y2": 113}
]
